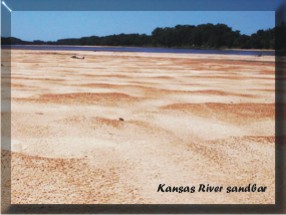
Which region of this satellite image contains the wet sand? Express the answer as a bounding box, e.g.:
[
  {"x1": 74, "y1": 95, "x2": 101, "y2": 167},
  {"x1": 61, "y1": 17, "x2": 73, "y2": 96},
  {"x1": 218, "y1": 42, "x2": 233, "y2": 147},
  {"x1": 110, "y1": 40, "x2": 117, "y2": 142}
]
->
[{"x1": 8, "y1": 50, "x2": 275, "y2": 204}]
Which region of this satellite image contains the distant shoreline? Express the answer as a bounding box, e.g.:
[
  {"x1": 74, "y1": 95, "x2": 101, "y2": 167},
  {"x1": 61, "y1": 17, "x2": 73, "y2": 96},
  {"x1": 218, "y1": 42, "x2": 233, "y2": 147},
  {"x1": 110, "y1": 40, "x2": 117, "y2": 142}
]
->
[
  {"x1": 3, "y1": 45, "x2": 275, "y2": 56},
  {"x1": 3, "y1": 44, "x2": 275, "y2": 52}
]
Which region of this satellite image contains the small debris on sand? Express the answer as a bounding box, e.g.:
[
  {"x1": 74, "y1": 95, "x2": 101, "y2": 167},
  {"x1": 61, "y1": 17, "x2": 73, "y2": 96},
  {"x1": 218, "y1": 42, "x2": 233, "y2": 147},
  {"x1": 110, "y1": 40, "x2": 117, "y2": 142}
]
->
[
  {"x1": 119, "y1": 118, "x2": 124, "y2": 122},
  {"x1": 71, "y1": 56, "x2": 85, "y2": 59}
]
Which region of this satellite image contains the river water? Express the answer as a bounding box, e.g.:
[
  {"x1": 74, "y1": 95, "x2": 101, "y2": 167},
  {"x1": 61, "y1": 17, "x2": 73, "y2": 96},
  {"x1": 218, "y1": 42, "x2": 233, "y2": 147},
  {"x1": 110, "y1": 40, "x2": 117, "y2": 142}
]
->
[{"x1": 3, "y1": 45, "x2": 275, "y2": 56}]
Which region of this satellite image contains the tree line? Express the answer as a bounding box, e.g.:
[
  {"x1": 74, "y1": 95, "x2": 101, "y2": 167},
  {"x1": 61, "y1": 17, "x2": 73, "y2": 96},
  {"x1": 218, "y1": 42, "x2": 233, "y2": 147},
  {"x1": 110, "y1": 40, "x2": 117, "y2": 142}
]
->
[{"x1": 2, "y1": 23, "x2": 286, "y2": 49}]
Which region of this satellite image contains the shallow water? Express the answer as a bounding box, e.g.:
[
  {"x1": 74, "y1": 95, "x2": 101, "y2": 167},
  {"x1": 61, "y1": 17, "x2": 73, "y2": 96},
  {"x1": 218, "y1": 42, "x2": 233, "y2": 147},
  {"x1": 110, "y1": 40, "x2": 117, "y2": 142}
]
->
[{"x1": 4, "y1": 45, "x2": 275, "y2": 56}]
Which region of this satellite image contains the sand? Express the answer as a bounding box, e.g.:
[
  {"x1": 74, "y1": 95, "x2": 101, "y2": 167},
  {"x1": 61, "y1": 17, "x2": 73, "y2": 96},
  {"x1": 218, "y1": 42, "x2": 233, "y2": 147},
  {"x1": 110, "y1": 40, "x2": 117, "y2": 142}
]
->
[{"x1": 6, "y1": 50, "x2": 275, "y2": 204}]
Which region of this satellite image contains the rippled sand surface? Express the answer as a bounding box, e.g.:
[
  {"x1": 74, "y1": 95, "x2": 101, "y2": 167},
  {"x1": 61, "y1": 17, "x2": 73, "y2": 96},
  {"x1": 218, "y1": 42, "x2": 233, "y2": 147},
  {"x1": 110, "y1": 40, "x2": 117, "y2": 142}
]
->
[{"x1": 8, "y1": 50, "x2": 275, "y2": 204}]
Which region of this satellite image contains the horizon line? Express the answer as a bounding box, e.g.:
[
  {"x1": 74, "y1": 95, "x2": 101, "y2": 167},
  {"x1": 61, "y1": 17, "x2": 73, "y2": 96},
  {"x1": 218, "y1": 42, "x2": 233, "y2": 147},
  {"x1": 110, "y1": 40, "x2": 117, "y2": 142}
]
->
[{"x1": 9, "y1": 23, "x2": 275, "y2": 42}]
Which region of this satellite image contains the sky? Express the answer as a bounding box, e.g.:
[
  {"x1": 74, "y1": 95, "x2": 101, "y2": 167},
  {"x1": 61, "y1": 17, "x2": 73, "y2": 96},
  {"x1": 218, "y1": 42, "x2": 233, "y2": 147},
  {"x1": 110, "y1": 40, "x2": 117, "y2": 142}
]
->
[
  {"x1": 3, "y1": 0, "x2": 283, "y2": 11},
  {"x1": 10, "y1": 11, "x2": 275, "y2": 41}
]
